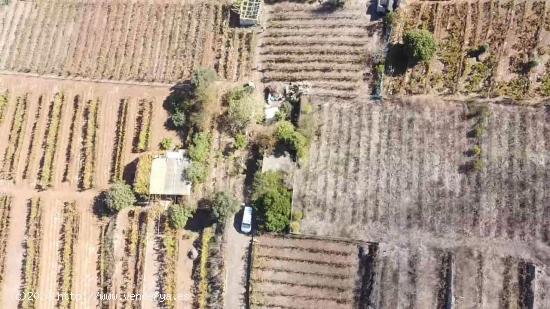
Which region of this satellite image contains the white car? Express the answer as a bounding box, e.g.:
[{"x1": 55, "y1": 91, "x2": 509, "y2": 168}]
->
[{"x1": 241, "y1": 206, "x2": 252, "y2": 234}]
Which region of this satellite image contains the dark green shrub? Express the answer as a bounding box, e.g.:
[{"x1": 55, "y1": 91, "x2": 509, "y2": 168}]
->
[
  {"x1": 168, "y1": 204, "x2": 194, "y2": 229},
  {"x1": 403, "y1": 29, "x2": 437, "y2": 63},
  {"x1": 104, "y1": 181, "x2": 136, "y2": 213},
  {"x1": 211, "y1": 191, "x2": 240, "y2": 224}
]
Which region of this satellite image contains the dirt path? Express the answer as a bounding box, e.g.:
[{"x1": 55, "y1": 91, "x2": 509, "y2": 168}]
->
[
  {"x1": 71, "y1": 196, "x2": 100, "y2": 308},
  {"x1": 1, "y1": 194, "x2": 27, "y2": 308},
  {"x1": 223, "y1": 215, "x2": 251, "y2": 309},
  {"x1": 176, "y1": 233, "x2": 197, "y2": 309},
  {"x1": 36, "y1": 197, "x2": 61, "y2": 309}
]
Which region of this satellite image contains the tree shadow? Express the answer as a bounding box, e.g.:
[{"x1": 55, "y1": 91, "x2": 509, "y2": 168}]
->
[
  {"x1": 122, "y1": 158, "x2": 138, "y2": 185},
  {"x1": 386, "y1": 43, "x2": 409, "y2": 75},
  {"x1": 185, "y1": 208, "x2": 215, "y2": 232},
  {"x1": 162, "y1": 81, "x2": 193, "y2": 141},
  {"x1": 92, "y1": 192, "x2": 112, "y2": 218}
]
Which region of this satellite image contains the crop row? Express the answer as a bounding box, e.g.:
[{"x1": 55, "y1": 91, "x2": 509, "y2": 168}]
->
[
  {"x1": 37, "y1": 92, "x2": 64, "y2": 190},
  {"x1": 97, "y1": 219, "x2": 115, "y2": 309},
  {"x1": 133, "y1": 99, "x2": 153, "y2": 153},
  {"x1": 62, "y1": 95, "x2": 81, "y2": 183},
  {"x1": 1, "y1": 95, "x2": 28, "y2": 180},
  {"x1": 22, "y1": 95, "x2": 46, "y2": 180},
  {"x1": 119, "y1": 210, "x2": 148, "y2": 308},
  {"x1": 110, "y1": 99, "x2": 129, "y2": 182},
  {"x1": 56, "y1": 202, "x2": 79, "y2": 309},
  {"x1": 19, "y1": 198, "x2": 42, "y2": 309},
  {"x1": 159, "y1": 215, "x2": 178, "y2": 309},
  {"x1": 0, "y1": 195, "x2": 11, "y2": 296},
  {"x1": 78, "y1": 99, "x2": 100, "y2": 190},
  {"x1": 0, "y1": 92, "x2": 8, "y2": 124}
]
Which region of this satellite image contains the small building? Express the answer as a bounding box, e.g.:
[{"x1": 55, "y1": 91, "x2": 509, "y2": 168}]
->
[
  {"x1": 149, "y1": 150, "x2": 192, "y2": 196},
  {"x1": 261, "y1": 154, "x2": 295, "y2": 174},
  {"x1": 236, "y1": 0, "x2": 263, "y2": 26}
]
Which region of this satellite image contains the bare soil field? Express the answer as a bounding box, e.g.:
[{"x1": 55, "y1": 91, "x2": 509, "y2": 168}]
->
[
  {"x1": 0, "y1": 74, "x2": 178, "y2": 191},
  {"x1": 258, "y1": 0, "x2": 384, "y2": 102},
  {"x1": 294, "y1": 98, "x2": 549, "y2": 245},
  {"x1": 0, "y1": 75, "x2": 196, "y2": 309},
  {"x1": 386, "y1": 0, "x2": 550, "y2": 102},
  {"x1": 291, "y1": 97, "x2": 550, "y2": 306},
  {"x1": 251, "y1": 235, "x2": 550, "y2": 308},
  {"x1": 0, "y1": 0, "x2": 255, "y2": 83}
]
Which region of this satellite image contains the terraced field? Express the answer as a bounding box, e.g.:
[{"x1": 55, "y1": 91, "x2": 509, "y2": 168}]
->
[
  {"x1": 293, "y1": 99, "x2": 550, "y2": 244},
  {"x1": 0, "y1": 0, "x2": 255, "y2": 83},
  {"x1": 258, "y1": 0, "x2": 383, "y2": 102},
  {"x1": 251, "y1": 235, "x2": 550, "y2": 308}
]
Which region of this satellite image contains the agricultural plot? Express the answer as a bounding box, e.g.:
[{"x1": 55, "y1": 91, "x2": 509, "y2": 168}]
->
[
  {"x1": 0, "y1": 0, "x2": 255, "y2": 83},
  {"x1": 250, "y1": 234, "x2": 366, "y2": 308},
  {"x1": 0, "y1": 75, "x2": 177, "y2": 190},
  {"x1": 258, "y1": 1, "x2": 383, "y2": 101},
  {"x1": 385, "y1": 0, "x2": 550, "y2": 101},
  {"x1": 250, "y1": 235, "x2": 550, "y2": 308},
  {"x1": 293, "y1": 99, "x2": 550, "y2": 245}
]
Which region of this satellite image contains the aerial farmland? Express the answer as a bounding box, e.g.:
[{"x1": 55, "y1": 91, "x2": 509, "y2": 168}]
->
[{"x1": 0, "y1": 0, "x2": 548, "y2": 308}]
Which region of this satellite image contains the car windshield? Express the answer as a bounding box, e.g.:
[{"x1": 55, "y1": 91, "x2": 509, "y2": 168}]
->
[{"x1": 242, "y1": 223, "x2": 250, "y2": 229}]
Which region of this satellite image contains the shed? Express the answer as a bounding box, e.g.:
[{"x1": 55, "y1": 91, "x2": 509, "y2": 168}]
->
[
  {"x1": 149, "y1": 150, "x2": 192, "y2": 196},
  {"x1": 261, "y1": 154, "x2": 294, "y2": 173},
  {"x1": 237, "y1": 0, "x2": 263, "y2": 26}
]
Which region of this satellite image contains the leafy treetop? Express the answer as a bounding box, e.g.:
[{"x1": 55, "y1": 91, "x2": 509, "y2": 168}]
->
[
  {"x1": 403, "y1": 29, "x2": 437, "y2": 63},
  {"x1": 104, "y1": 181, "x2": 136, "y2": 213}
]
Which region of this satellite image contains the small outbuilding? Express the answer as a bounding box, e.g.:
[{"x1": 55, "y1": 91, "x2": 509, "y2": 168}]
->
[
  {"x1": 261, "y1": 154, "x2": 295, "y2": 174},
  {"x1": 236, "y1": 0, "x2": 263, "y2": 26},
  {"x1": 149, "y1": 150, "x2": 192, "y2": 196}
]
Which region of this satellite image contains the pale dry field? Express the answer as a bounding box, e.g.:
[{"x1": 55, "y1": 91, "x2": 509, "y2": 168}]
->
[{"x1": 0, "y1": 0, "x2": 255, "y2": 83}]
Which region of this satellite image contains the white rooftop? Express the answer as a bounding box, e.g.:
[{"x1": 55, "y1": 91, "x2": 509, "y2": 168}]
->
[{"x1": 149, "y1": 150, "x2": 192, "y2": 196}]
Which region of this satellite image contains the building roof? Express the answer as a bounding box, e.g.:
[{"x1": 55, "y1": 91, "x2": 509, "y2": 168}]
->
[
  {"x1": 261, "y1": 154, "x2": 294, "y2": 173},
  {"x1": 149, "y1": 150, "x2": 192, "y2": 196},
  {"x1": 239, "y1": 0, "x2": 262, "y2": 23}
]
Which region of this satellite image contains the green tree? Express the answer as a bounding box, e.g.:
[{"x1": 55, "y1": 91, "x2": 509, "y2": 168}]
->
[
  {"x1": 186, "y1": 161, "x2": 208, "y2": 184},
  {"x1": 160, "y1": 137, "x2": 174, "y2": 150},
  {"x1": 234, "y1": 133, "x2": 248, "y2": 150},
  {"x1": 188, "y1": 132, "x2": 212, "y2": 163},
  {"x1": 254, "y1": 187, "x2": 292, "y2": 232},
  {"x1": 275, "y1": 121, "x2": 309, "y2": 160},
  {"x1": 167, "y1": 204, "x2": 194, "y2": 229},
  {"x1": 211, "y1": 191, "x2": 240, "y2": 224},
  {"x1": 226, "y1": 87, "x2": 263, "y2": 132},
  {"x1": 170, "y1": 109, "x2": 186, "y2": 128},
  {"x1": 104, "y1": 181, "x2": 136, "y2": 213},
  {"x1": 403, "y1": 29, "x2": 437, "y2": 63},
  {"x1": 252, "y1": 171, "x2": 292, "y2": 232},
  {"x1": 191, "y1": 68, "x2": 217, "y2": 93}
]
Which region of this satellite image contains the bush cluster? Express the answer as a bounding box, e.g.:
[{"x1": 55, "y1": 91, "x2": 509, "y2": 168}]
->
[
  {"x1": 186, "y1": 132, "x2": 213, "y2": 184},
  {"x1": 276, "y1": 121, "x2": 308, "y2": 160},
  {"x1": 403, "y1": 29, "x2": 437, "y2": 63},
  {"x1": 252, "y1": 171, "x2": 292, "y2": 232},
  {"x1": 225, "y1": 86, "x2": 263, "y2": 133},
  {"x1": 169, "y1": 68, "x2": 219, "y2": 132},
  {"x1": 167, "y1": 203, "x2": 194, "y2": 229},
  {"x1": 211, "y1": 191, "x2": 240, "y2": 225},
  {"x1": 104, "y1": 181, "x2": 136, "y2": 213}
]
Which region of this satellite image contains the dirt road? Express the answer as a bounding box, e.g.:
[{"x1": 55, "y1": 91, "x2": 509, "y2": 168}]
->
[{"x1": 223, "y1": 214, "x2": 251, "y2": 309}]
